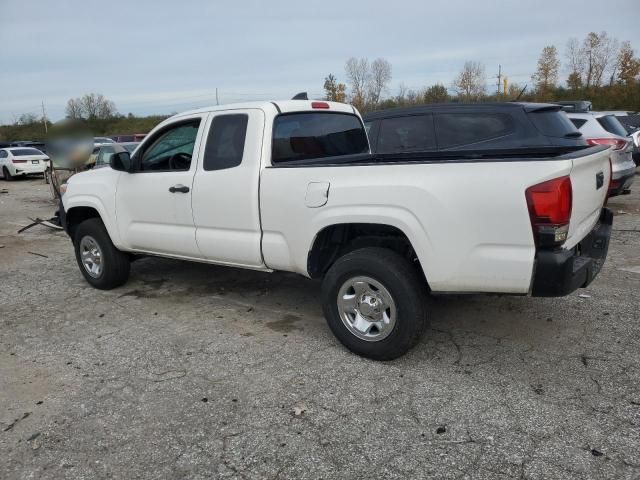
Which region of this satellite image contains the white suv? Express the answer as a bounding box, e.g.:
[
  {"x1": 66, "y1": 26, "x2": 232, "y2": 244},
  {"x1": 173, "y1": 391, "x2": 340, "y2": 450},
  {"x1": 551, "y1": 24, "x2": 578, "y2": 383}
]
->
[{"x1": 567, "y1": 112, "x2": 636, "y2": 196}]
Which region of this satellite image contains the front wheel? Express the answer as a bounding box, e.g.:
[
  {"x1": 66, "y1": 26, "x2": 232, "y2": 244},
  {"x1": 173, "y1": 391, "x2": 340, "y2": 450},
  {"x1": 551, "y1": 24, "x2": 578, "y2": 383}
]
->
[
  {"x1": 73, "y1": 218, "x2": 130, "y2": 289},
  {"x1": 321, "y1": 247, "x2": 428, "y2": 360}
]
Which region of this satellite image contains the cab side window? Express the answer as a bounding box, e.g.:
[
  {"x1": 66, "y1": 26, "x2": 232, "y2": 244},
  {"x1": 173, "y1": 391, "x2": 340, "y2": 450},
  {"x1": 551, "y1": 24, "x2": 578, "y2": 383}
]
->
[
  {"x1": 203, "y1": 114, "x2": 248, "y2": 171},
  {"x1": 138, "y1": 120, "x2": 201, "y2": 172},
  {"x1": 0, "y1": 150, "x2": 7, "y2": 159}
]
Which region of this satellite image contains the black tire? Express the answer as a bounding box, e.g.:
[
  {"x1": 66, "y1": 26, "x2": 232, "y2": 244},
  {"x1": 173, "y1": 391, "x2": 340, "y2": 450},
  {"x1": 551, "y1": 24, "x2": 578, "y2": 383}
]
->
[
  {"x1": 3, "y1": 166, "x2": 13, "y2": 181},
  {"x1": 321, "y1": 247, "x2": 428, "y2": 360},
  {"x1": 73, "y1": 217, "x2": 130, "y2": 289}
]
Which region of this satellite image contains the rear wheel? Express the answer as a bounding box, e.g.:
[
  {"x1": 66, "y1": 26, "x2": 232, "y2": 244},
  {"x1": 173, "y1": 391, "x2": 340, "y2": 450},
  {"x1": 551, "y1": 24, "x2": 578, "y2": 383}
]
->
[
  {"x1": 2, "y1": 166, "x2": 13, "y2": 181},
  {"x1": 73, "y1": 218, "x2": 130, "y2": 289},
  {"x1": 321, "y1": 247, "x2": 428, "y2": 360}
]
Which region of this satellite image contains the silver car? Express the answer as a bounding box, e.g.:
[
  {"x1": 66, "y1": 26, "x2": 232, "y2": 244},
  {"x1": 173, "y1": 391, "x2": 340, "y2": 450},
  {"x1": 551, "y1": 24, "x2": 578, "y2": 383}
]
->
[{"x1": 567, "y1": 112, "x2": 636, "y2": 196}]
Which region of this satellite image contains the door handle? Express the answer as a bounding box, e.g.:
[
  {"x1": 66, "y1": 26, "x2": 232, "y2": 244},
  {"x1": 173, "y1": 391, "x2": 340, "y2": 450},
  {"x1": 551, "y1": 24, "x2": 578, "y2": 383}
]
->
[{"x1": 169, "y1": 184, "x2": 190, "y2": 193}]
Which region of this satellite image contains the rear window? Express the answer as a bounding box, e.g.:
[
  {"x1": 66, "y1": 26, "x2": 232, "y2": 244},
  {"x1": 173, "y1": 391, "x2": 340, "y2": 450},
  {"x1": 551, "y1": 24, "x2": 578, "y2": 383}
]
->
[
  {"x1": 378, "y1": 115, "x2": 436, "y2": 153},
  {"x1": 203, "y1": 114, "x2": 248, "y2": 171},
  {"x1": 529, "y1": 111, "x2": 580, "y2": 138},
  {"x1": 435, "y1": 113, "x2": 514, "y2": 148},
  {"x1": 597, "y1": 116, "x2": 628, "y2": 137},
  {"x1": 272, "y1": 113, "x2": 368, "y2": 163},
  {"x1": 570, "y1": 118, "x2": 587, "y2": 129},
  {"x1": 12, "y1": 148, "x2": 44, "y2": 156}
]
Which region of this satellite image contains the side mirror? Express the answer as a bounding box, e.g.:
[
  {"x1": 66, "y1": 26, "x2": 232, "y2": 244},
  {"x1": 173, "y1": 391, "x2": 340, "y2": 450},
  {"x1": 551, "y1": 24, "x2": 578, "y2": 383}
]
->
[{"x1": 110, "y1": 151, "x2": 131, "y2": 172}]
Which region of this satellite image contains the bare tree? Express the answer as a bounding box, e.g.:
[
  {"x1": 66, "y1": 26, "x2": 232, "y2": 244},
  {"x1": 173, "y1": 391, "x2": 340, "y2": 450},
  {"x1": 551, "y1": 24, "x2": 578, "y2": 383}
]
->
[
  {"x1": 65, "y1": 93, "x2": 117, "y2": 119},
  {"x1": 65, "y1": 98, "x2": 84, "y2": 119},
  {"x1": 582, "y1": 32, "x2": 618, "y2": 89},
  {"x1": 367, "y1": 58, "x2": 392, "y2": 108},
  {"x1": 345, "y1": 57, "x2": 370, "y2": 111},
  {"x1": 15, "y1": 113, "x2": 38, "y2": 125},
  {"x1": 452, "y1": 61, "x2": 486, "y2": 101}
]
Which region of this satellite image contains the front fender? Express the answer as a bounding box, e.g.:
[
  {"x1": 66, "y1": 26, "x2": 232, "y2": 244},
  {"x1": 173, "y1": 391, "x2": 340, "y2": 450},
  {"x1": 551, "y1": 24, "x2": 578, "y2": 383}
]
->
[{"x1": 63, "y1": 194, "x2": 123, "y2": 248}]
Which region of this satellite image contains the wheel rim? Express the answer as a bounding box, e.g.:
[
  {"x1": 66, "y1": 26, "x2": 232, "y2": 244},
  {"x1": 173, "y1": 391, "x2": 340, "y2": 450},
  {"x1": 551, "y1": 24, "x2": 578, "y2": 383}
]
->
[
  {"x1": 80, "y1": 235, "x2": 103, "y2": 278},
  {"x1": 337, "y1": 275, "x2": 397, "y2": 342}
]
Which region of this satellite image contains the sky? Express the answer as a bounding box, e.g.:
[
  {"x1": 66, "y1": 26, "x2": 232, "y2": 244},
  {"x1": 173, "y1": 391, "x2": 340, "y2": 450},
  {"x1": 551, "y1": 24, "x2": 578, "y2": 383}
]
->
[{"x1": 1, "y1": 0, "x2": 639, "y2": 124}]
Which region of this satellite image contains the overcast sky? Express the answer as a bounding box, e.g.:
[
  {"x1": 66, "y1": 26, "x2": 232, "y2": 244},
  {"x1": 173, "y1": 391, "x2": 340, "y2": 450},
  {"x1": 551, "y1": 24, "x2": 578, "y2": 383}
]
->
[{"x1": 1, "y1": 0, "x2": 639, "y2": 124}]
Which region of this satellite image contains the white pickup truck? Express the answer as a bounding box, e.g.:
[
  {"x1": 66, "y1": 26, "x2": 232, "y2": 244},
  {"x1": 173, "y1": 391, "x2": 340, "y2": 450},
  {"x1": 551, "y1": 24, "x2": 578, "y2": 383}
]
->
[{"x1": 60, "y1": 100, "x2": 613, "y2": 359}]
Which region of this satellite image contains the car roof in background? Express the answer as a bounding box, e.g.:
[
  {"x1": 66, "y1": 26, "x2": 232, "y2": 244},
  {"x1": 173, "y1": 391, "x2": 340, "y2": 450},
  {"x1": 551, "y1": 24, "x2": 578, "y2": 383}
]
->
[{"x1": 362, "y1": 102, "x2": 562, "y2": 120}]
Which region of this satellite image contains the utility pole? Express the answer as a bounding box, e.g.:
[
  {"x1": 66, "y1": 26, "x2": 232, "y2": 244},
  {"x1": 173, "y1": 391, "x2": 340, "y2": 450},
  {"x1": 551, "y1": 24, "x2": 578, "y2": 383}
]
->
[
  {"x1": 215, "y1": 88, "x2": 219, "y2": 106},
  {"x1": 496, "y1": 65, "x2": 502, "y2": 96},
  {"x1": 41, "y1": 100, "x2": 48, "y2": 133}
]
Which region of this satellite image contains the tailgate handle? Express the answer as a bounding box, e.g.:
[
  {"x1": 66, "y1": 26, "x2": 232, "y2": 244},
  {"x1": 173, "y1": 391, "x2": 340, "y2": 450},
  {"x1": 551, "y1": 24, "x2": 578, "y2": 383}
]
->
[{"x1": 596, "y1": 171, "x2": 604, "y2": 189}]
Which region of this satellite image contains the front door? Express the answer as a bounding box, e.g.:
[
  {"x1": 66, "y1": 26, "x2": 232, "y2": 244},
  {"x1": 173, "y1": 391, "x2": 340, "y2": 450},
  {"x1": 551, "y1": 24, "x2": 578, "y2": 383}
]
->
[{"x1": 115, "y1": 115, "x2": 204, "y2": 257}]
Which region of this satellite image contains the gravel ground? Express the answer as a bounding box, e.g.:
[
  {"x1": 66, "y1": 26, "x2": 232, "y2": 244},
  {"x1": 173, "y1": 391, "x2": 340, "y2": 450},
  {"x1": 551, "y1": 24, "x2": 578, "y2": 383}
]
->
[{"x1": 1, "y1": 174, "x2": 639, "y2": 480}]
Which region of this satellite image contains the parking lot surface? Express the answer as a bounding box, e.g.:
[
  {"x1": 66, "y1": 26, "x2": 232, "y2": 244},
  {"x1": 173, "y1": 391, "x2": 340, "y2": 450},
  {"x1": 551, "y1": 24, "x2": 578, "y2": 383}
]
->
[{"x1": 1, "y1": 176, "x2": 639, "y2": 480}]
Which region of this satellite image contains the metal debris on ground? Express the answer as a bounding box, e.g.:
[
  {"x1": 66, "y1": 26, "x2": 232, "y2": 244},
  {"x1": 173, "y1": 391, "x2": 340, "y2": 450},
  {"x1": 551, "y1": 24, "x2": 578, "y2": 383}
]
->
[
  {"x1": 578, "y1": 293, "x2": 592, "y2": 298},
  {"x1": 17, "y1": 216, "x2": 63, "y2": 234}
]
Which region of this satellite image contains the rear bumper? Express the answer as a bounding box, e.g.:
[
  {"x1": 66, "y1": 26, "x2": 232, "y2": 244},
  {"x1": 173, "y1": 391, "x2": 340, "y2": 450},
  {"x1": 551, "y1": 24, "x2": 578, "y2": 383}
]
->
[
  {"x1": 13, "y1": 163, "x2": 47, "y2": 175},
  {"x1": 531, "y1": 208, "x2": 612, "y2": 297},
  {"x1": 609, "y1": 169, "x2": 636, "y2": 196}
]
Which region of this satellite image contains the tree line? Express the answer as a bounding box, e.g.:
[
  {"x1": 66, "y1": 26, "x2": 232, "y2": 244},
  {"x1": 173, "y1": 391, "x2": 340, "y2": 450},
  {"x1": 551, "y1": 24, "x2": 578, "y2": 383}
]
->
[{"x1": 324, "y1": 31, "x2": 640, "y2": 112}]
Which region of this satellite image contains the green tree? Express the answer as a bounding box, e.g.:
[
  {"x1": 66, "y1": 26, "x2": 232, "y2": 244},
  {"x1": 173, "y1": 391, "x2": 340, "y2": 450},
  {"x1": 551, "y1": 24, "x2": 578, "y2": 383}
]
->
[
  {"x1": 422, "y1": 84, "x2": 449, "y2": 103},
  {"x1": 323, "y1": 74, "x2": 347, "y2": 103},
  {"x1": 616, "y1": 41, "x2": 640, "y2": 85}
]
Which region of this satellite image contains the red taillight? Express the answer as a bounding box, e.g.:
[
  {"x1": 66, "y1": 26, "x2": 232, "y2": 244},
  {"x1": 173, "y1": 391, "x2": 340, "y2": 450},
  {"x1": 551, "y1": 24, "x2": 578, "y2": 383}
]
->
[
  {"x1": 12, "y1": 159, "x2": 27, "y2": 164},
  {"x1": 525, "y1": 176, "x2": 572, "y2": 248},
  {"x1": 311, "y1": 101, "x2": 330, "y2": 109},
  {"x1": 586, "y1": 137, "x2": 627, "y2": 150}
]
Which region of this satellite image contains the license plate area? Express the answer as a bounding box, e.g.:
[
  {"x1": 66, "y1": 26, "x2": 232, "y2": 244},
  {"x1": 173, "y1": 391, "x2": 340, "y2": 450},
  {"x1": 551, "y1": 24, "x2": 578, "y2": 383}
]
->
[{"x1": 31, "y1": 160, "x2": 39, "y2": 164}]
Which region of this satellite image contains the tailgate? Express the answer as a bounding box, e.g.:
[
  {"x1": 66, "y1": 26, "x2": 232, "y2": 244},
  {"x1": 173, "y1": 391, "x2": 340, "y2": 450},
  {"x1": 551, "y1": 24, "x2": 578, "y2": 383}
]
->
[{"x1": 565, "y1": 146, "x2": 610, "y2": 249}]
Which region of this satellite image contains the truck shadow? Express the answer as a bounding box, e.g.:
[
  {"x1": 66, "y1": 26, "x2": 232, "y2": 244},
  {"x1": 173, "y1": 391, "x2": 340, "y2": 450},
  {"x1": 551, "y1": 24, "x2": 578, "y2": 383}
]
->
[{"x1": 122, "y1": 256, "x2": 569, "y2": 359}]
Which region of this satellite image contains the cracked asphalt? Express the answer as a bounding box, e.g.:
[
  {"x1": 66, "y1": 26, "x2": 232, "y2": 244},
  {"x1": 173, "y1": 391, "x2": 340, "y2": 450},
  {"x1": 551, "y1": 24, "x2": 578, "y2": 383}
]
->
[{"x1": 1, "y1": 175, "x2": 639, "y2": 479}]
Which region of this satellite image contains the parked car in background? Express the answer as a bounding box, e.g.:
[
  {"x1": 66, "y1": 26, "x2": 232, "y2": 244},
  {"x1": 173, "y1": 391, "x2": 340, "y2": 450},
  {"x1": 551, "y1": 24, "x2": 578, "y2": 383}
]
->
[
  {"x1": 363, "y1": 103, "x2": 586, "y2": 155},
  {"x1": 94, "y1": 142, "x2": 140, "y2": 169},
  {"x1": 610, "y1": 113, "x2": 640, "y2": 166},
  {"x1": 61, "y1": 100, "x2": 612, "y2": 359},
  {"x1": 93, "y1": 137, "x2": 115, "y2": 147},
  {"x1": 112, "y1": 134, "x2": 147, "y2": 143},
  {"x1": 556, "y1": 100, "x2": 593, "y2": 113},
  {"x1": 10, "y1": 140, "x2": 48, "y2": 154},
  {"x1": 567, "y1": 112, "x2": 636, "y2": 195},
  {"x1": 0, "y1": 147, "x2": 50, "y2": 180}
]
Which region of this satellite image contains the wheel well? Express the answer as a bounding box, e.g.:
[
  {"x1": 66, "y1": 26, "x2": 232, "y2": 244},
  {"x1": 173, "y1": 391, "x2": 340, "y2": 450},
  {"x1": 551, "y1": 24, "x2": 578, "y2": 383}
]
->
[
  {"x1": 307, "y1": 223, "x2": 427, "y2": 282},
  {"x1": 66, "y1": 207, "x2": 100, "y2": 238}
]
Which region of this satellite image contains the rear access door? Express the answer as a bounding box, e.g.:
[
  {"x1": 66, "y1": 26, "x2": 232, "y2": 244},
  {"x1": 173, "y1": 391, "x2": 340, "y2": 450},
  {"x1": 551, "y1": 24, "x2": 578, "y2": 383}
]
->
[
  {"x1": 565, "y1": 145, "x2": 611, "y2": 249},
  {"x1": 190, "y1": 109, "x2": 266, "y2": 268}
]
